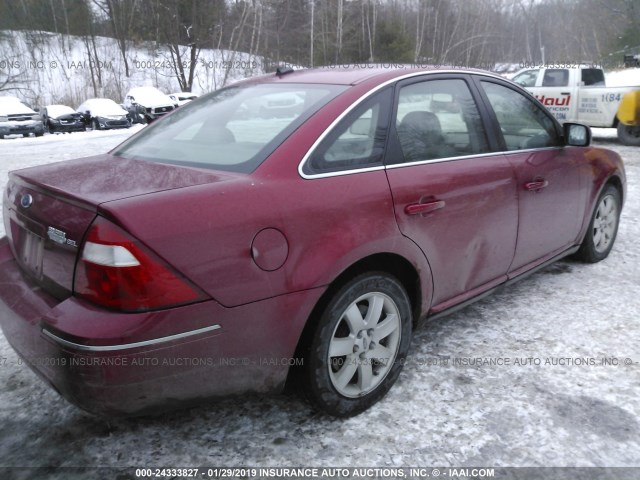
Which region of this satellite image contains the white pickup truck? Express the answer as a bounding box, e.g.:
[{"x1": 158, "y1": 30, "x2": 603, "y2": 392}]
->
[{"x1": 511, "y1": 66, "x2": 640, "y2": 145}]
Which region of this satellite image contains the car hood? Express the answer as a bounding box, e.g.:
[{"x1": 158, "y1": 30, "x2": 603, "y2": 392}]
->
[
  {"x1": 52, "y1": 113, "x2": 84, "y2": 121},
  {"x1": 0, "y1": 102, "x2": 36, "y2": 116},
  {"x1": 128, "y1": 90, "x2": 175, "y2": 108}
]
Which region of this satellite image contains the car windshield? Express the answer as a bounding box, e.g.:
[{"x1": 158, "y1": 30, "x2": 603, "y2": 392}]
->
[{"x1": 113, "y1": 83, "x2": 347, "y2": 173}]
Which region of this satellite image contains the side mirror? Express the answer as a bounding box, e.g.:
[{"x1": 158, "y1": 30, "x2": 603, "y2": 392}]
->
[{"x1": 564, "y1": 123, "x2": 591, "y2": 147}]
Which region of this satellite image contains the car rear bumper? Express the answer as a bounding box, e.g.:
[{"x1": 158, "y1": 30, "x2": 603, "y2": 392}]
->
[
  {"x1": 0, "y1": 121, "x2": 44, "y2": 136},
  {"x1": 0, "y1": 237, "x2": 319, "y2": 416}
]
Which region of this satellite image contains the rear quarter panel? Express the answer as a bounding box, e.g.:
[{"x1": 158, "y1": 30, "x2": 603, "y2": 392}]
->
[{"x1": 574, "y1": 146, "x2": 626, "y2": 241}]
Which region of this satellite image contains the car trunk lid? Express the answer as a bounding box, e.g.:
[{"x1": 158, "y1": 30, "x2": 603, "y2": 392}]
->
[{"x1": 3, "y1": 154, "x2": 236, "y2": 299}]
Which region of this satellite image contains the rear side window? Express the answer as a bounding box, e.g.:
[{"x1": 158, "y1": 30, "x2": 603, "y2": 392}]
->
[
  {"x1": 392, "y1": 78, "x2": 489, "y2": 163},
  {"x1": 582, "y1": 69, "x2": 605, "y2": 86},
  {"x1": 542, "y1": 69, "x2": 569, "y2": 87},
  {"x1": 302, "y1": 87, "x2": 392, "y2": 175},
  {"x1": 114, "y1": 83, "x2": 347, "y2": 173},
  {"x1": 480, "y1": 81, "x2": 560, "y2": 151}
]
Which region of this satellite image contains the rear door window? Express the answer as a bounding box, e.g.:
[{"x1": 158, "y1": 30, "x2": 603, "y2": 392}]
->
[
  {"x1": 542, "y1": 69, "x2": 569, "y2": 87},
  {"x1": 391, "y1": 78, "x2": 490, "y2": 163},
  {"x1": 581, "y1": 69, "x2": 605, "y2": 86}
]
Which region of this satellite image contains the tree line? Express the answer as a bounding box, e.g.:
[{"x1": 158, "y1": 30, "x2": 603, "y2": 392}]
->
[{"x1": 1, "y1": 0, "x2": 639, "y2": 93}]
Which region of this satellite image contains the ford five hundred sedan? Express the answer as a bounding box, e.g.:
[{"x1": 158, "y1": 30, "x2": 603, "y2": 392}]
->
[{"x1": 0, "y1": 67, "x2": 626, "y2": 417}]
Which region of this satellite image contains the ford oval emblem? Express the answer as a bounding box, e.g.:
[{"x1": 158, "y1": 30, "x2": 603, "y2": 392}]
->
[{"x1": 20, "y1": 193, "x2": 33, "y2": 208}]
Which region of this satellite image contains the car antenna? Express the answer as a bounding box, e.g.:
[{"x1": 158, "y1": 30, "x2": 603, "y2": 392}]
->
[{"x1": 276, "y1": 66, "x2": 294, "y2": 76}]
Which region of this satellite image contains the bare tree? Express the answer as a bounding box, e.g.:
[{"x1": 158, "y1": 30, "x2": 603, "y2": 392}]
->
[{"x1": 92, "y1": 0, "x2": 137, "y2": 77}]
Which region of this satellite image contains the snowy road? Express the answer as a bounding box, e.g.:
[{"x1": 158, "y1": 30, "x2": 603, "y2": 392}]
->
[{"x1": 0, "y1": 128, "x2": 639, "y2": 475}]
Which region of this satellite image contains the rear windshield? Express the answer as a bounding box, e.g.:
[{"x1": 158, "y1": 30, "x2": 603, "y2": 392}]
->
[{"x1": 113, "y1": 83, "x2": 347, "y2": 173}]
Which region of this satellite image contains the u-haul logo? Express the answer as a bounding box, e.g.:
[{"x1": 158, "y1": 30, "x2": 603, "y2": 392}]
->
[{"x1": 535, "y1": 93, "x2": 571, "y2": 107}]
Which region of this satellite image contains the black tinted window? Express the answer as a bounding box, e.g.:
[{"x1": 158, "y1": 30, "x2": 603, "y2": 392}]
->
[{"x1": 582, "y1": 69, "x2": 605, "y2": 86}]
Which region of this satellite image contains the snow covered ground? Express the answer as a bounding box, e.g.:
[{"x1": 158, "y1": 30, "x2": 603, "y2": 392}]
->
[{"x1": 0, "y1": 127, "x2": 638, "y2": 476}]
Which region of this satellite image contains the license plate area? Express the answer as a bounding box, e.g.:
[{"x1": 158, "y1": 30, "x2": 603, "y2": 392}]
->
[{"x1": 18, "y1": 229, "x2": 44, "y2": 280}]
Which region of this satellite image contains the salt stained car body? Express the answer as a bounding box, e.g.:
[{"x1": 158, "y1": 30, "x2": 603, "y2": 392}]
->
[{"x1": 0, "y1": 67, "x2": 626, "y2": 417}]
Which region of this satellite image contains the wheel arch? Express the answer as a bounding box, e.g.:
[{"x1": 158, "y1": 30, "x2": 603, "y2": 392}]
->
[
  {"x1": 605, "y1": 174, "x2": 624, "y2": 207},
  {"x1": 285, "y1": 252, "x2": 422, "y2": 389}
]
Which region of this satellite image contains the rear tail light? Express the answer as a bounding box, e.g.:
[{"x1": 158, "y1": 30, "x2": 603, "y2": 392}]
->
[{"x1": 74, "y1": 216, "x2": 208, "y2": 312}]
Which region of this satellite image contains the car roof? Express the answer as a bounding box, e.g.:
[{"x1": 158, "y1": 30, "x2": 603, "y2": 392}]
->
[
  {"x1": 238, "y1": 65, "x2": 503, "y2": 86},
  {"x1": 0, "y1": 95, "x2": 23, "y2": 103},
  {"x1": 82, "y1": 98, "x2": 118, "y2": 104}
]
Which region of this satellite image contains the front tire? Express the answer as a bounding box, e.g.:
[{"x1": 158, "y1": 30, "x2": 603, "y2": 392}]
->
[
  {"x1": 575, "y1": 184, "x2": 621, "y2": 263},
  {"x1": 303, "y1": 272, "x2": 412, "y2": 417},
  {"x1": 617, "y1": 123, "x2": 640, "y2": 146}
]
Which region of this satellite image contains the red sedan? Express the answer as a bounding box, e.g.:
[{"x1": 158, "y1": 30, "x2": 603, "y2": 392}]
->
[{"x1": 0, "y1": 67, "x2": 626, "y2": 417}]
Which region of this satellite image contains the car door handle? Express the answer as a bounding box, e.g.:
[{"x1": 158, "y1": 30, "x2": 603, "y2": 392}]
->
[
  {"x1": 560, "y1": 92, "x2": 570, "y2": 95},
  {"x1": 524, "y1": 180, "x2": 549, "y2": 191},
  {"x1": 404, "y1": 200, "x2": 446, "y2": 215}
]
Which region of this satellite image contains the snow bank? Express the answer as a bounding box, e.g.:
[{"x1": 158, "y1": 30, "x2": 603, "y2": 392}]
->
[{"x1": 606, "y1": 68, "x2": 640, "y2": 87}]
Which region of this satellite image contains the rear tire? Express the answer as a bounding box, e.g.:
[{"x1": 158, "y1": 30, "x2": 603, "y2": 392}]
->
[
  {"x1": 575, "y1": 184, "x2": 621, "y2": 263},
  {"x1": 617, "y1": 123, "x2": 640, "y2": 146},
  {"x1": 302, "y1": 272, "x2": 412, "y2": 417}
]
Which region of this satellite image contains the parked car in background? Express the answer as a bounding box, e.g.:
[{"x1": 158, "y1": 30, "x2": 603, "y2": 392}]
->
[
  {"x1": 0, "y1": 67, "x2": 626, "y2": 418},
  {"x1": 124, "y1": 87, "x2": 176, "y2": 123},
  {"x1": 76, "y1": 98, "x2": 131, "y2": 130},
  {"x1": 0, "y1": 96, "x2": 44, "y2": 139},
  {"x1": 41, "y1": 104, "x2": 86, "y2": 133},
  {"x1": 169, "y1": 92, "x2": 199, "y2": 106}
]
